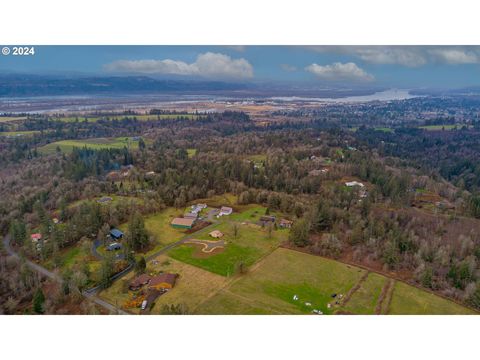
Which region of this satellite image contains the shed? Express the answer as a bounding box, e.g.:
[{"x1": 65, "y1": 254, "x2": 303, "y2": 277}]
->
[
  {"x1": 209, "y1": 230, "x2": 224, "y2": 238},
  {"x1": 171, "y1": 217, "x2": 195, "y2": 229},
  {"x1": 110, "y1": 228, "x2": 124, "y2": 240}
]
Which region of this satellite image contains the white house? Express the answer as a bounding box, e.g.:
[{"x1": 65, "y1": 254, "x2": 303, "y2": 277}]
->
[{"x1": 345, "y1": 181, "x2": 365, "y2": 188}]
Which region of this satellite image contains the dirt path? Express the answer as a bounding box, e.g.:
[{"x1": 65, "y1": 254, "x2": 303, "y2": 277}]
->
[
  {"x1": 375, "y1": 279, "x2": 395, "y2": 315},
  {"x1": 340, "y1": 271, "x2": 370, "y2": 307}
]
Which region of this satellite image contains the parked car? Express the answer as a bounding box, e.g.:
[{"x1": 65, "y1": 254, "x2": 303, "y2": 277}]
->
[{"x1": 141, "y1": 300, "x2": 148, "y2": 310}]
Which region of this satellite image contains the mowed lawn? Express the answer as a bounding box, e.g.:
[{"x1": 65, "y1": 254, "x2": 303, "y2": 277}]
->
[
  {"x1": 42, "y1": 243, "x2": 102, "y2": 286},
  {"x1": 387, "y1": 281, "x2": 476, "y2": 315},
  {"x1": 38, "y1": 137, "x2": 141, "y2": 154},
  {"x1": 196, "y1": 248, "x2": 365, "y2": 314},
  {"x1": 168, "y1": 220, "x2": 288, "y2": 276}
]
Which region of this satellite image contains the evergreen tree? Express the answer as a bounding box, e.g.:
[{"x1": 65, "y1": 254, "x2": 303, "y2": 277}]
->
[
  {"x1": 126, "y1": 212, "x2": 149, "y2": 251},
  {"x1": 289, "y1": 218, "x2": 310, "y2": 247},
  {"x1": 33, "y1": 288, "x2": 45, "y2": 314}
]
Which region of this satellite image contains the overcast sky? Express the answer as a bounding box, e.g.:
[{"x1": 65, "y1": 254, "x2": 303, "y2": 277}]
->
[{"x1": 2, "y1": 46, "x2": 480, "y2": 88}]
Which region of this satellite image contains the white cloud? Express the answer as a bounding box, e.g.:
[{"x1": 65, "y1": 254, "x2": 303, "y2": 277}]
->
[
  {"x1": 305, "y1": 46, "x2": 480, "y2": 67},
  {"x1": 104, "y1": 52, "x2": 253, "y2": 80},
  {"x1": 305, "y1": 62, "x2": 374, "y2": 82},
  {"x1": 427, "y1": 48, "x2": 480, "y2": 64},
  {"x1": 354, "y1": 48, "x2": 427, "y2": 67}
]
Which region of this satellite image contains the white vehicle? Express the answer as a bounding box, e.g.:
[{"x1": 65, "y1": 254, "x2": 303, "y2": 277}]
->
[{"x1": 141, "y1": 300, "x2": 148, "y2": 310}]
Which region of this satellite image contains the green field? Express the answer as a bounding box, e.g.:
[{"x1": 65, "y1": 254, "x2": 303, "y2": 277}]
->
[
  {"x1": 374, "y1": 127, "x2": 394, "y2": 133},
  {"x1": 39, "y1": 137, "x2": 141, "y2": 154},
  {"x1": 169, "y1": 219, "x2": 287, "y2": 276},
  {"x1": 343, "y1": 272, "x2": 386, "y2": 314},
  {"x1": 0, "y1": 130, "x2": 41, "y2": 137},
  {"x1": 419, "y1": 124, "x2": 472, "y2": 131},
  {"x1": 0, "y1": 116, "x2": 27, "y2": 123},
  {"x1": 196, "y1": 248, "x2": 476, "y2": 315},
  {"x1": 42, "y1": 242, "x2": 102, "y2": 286},
  {"x1": 229, "y1": 205, "x2": 283, "y2": 223},
  {"x1": 196, "y1": 248, "x2": 365, "y2": 314},
  {"x1": 347, "y1": 127, "x2": 393, "y2": 133},
  {"x1": 387, "y1": 281, "x2": 476, "y2": 315}
]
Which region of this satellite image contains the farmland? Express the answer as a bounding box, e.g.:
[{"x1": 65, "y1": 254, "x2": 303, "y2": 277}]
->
[
  {"x1": 387, "y1": 281, "x2": 476, "y2": 315},
  {"x1": 196, "y1": 248, "x2": 366, "y2": 314},
  {"x1": 0, "y1": 130, "x2": 41, "y2": 137},
  {"x1": 419, "y1": 124, "x2": 473, "y2": 131},
  {"x1": 0, "y1": 116, "x2": 27, "y2": 123},
  {"x1": 196, "y1": 248, "x2": 476, "y2": 315},
  {"x1": 38, "y1": 137, "x2": 141, "y2": 154}
]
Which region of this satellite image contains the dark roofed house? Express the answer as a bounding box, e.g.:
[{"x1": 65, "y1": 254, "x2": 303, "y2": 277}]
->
[
  {"x1": 148, "y1": 273, "x2": 177, "y2": 291},
  {"x1": 129, "y1": 274, "x2": 151, "y2": 291},
  {"x1": 260, "y1": 215, "x2": 276, "y2": 223},
  {"x1": 107, "y1": 242, "x2": 122, "y2": 251},
  {"x1": 110, "y1": 228, "x2": 124, "y2": 240}
]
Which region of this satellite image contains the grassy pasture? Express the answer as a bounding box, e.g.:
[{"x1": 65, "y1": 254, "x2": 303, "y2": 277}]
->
[
  {"x1": 196, "y1": 248, "x2": 476, "y2": 315},
  {"x1": 0, "y1": 116, "x2": 27, "y2": 123},
  {"x1": 168, "y1": 218, "x2": 287, "y2": 276},
  {"x1": 39, "y1": 137, "x2": 141, "y2": 154},
  {"x1": 0, "y1": 130, "x2": 41, "y2": 137},
  {"x1": 419, "y1": 124, "x2": 472, "y2": 131},
  {"x1": 343, "y1": 272, "x2": 386, "y2": 314},
  {"x1": 387, "y1": 281, "x2": 476, "y2": 315},
  {"x1": 196, "y1": 248, "x2": 365, "y2": 314}
]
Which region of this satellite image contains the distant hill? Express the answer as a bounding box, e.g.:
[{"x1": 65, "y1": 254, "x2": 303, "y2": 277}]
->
[{"x1": 0, "y1": 74, "x2": 251, "y2": 97}]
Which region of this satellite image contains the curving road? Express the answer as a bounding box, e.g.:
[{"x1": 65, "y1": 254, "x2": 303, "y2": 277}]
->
[
  {"x1": 2, "y1": 212, "x2": 222, "y2": 315},
  {"x1": 2, "y1": 235, "x2": 129, "y2": 315}
]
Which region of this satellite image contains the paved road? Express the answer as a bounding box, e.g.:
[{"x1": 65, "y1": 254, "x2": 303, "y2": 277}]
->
[
  {"x1": 2, "y1": 235, "x2": 129, "y2": 315},
  {"x1": 2, "y1": 215, "x2": 221, "y2": 315},
  {"x1": 2, "y1": 235, "x2": 62, "y2": 282}
]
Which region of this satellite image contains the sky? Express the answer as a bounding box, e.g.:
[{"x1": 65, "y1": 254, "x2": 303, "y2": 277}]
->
[{"x1": 2, "y1": 46, "x2": 480, "y2": 88}]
